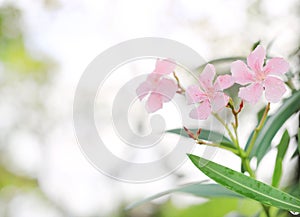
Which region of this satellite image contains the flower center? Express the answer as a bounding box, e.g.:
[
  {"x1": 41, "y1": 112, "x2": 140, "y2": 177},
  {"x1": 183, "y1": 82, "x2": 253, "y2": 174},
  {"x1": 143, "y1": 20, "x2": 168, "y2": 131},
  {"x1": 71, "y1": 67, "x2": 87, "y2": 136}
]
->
[
  {"x1": 206, "y1": 87, "x2": 215, "y2": 98},
  {"x1": 255, "y1": 70, "x2": 266, "y2": 81}
]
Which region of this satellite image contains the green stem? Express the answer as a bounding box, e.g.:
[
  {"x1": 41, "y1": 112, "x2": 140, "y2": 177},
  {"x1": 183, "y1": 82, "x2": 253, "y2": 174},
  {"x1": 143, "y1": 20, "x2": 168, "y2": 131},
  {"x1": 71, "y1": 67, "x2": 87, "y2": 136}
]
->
[
  {"x1": 196, "y1": 140, "x2": 240, "y2": 155},
  {"x1": 230, "y1": 107, "x2": 256, "y2": 178},
  {"x1": 262, "y1": 204, "x2": 271, "y2": 217},
  {"x1": 173, "y1": 71, "x2": 186, "y2": 94},
  {"x1": 246, "y1": 103, "x2": 271, "y2": 156},
  {"x1": 242, "y1": 157, "x2": 255, "y2": 178},
  {"x1": 213, "y1": 113, "x2": 236, "y2": 146},
  {"x1": 213, "y1": 104, "x2": 257, "y2": 179}
]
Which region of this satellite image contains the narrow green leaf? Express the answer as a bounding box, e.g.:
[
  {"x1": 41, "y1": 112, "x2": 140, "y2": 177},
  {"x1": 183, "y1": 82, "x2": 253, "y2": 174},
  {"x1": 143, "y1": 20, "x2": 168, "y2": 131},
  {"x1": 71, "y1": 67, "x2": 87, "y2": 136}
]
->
[
  {"x1": 290, "y1": 128, "x2": 300, "y2": 159},
  {"x1": 272, "y1": 160, "x2": 283, "y2": 189},
  {"x1": 176, "y1": 183, "x2": 243, "y2": 198},
  {"x1": 126, "y1": 182, "x2": 242, "y2": 210},
  {"x1": 251, "y1": 40, "x2": 261, "y2": 51},
  {"x1": 188, "y1": 154, "x2": 300, "y2": 212},
  {"x1": 272, "y1": 130, "x2": 290, "y2": 188},
  {"x1": 166, "y1": 128, "x2": 235, "y2": 149},
  {"x1": 298, "y1": 128, "x2": 300, "y2": 154},
  {"x1": 291, "y1": 148, "x2": 299, "y2": 159},
  {"x1": 249, "y1": 91, "x2": 300, "y2": 163}
]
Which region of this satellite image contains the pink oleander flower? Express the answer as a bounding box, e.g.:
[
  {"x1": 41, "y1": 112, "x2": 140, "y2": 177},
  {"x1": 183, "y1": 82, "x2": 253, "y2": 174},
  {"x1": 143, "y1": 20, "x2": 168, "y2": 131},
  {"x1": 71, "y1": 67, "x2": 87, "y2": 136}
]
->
[
  {"x1": 136, "y1": 59, "x2": 177, "y2": 113},
  {"x1": 231, "y1": 45, "x2": 289, "y2": 104},
  {"x1": 186, "y1": 64, "x2": 234, "y2": 120}
]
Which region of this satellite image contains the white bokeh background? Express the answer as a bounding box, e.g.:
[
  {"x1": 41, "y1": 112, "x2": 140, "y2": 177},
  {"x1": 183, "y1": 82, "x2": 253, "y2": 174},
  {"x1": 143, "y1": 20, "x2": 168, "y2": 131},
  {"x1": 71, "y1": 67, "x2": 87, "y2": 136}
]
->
[{"x1": 0, "y1": 0, "x2": 299, "y2": 216}]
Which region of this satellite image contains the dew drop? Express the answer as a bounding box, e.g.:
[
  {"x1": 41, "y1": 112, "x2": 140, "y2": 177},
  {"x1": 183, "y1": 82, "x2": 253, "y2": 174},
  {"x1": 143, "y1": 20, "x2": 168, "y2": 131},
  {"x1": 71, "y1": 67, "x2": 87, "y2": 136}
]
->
[{"x1": 290, "y1": 211, "x2": 299, "y2": 215}]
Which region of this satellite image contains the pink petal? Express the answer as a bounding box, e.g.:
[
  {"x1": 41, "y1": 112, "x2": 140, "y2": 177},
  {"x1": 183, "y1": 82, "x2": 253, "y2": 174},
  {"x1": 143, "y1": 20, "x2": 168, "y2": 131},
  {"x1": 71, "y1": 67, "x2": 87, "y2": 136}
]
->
[
  {"x1": 147, "y1": 73, "x2": 161, "y2": 85},
  {"x1": 199, "y1": 64, "x2": 216, "y2": 90},
  {"x1": 154, "y1": 59, "x2": 176, "y2": 75},
  {"x1": 231, "y1": 60, "x2": 254, "y2": 85},
  {"x1": 214, "y1": 74, "x2": 234, "y2": 91},
  {"x1": 189, "y1": 100, "x2": 211, "y2": 120},
  {"x1": 264, "y1": 76, "x2": 286, "y2": 103},
  {"x1": 211, "y1": 92, "x2": 229, "y2": 113},
  {"x1": 146, "y1": 93, "x2": 163, "y2": 113},
  {"x1": 247, "y1": 45, "x2": 266, "y2": 72},
  {"x1": 136, "y1": 81, "x2": 152, "y2": 100},
  {"x1": 186, "y1": 85, "x2": 207, "y2": 104},
  {"x1": 156, "y1": 78, "x2": 177, "y2": 102},
  {"x1": 238, "y1": 82, "x2": 263, "y2": 104},
  {"x1": 264, "y1": 58, "x2": 289, "y2": 76}
]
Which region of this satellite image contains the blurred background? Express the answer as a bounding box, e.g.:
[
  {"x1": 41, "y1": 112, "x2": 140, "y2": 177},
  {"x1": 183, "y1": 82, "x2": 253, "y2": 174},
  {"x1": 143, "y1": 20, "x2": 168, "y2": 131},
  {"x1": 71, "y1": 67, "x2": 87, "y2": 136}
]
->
[{"x1": 0, "y1": 0, "x2": 299, "y2": 216}]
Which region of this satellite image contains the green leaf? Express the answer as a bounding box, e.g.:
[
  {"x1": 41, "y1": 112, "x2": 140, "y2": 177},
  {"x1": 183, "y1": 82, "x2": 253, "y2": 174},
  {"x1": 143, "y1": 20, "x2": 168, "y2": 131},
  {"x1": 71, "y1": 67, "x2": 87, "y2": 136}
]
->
[
  {"x1": 159, "y1": 198, "x2": 261, "y2": 217},
  {"x1": 249, "y1": 91, "x2": 300, "y2": 163},
  {"x1": 166, "y1": 128, "x2": 235, "y2": 149},
  {"x1": 251, "y1": 40, "x2": 261, "y2": 51},
  {"x1": 126, "y1": 182, "x2": 242, "y2": 210},
  {"x1": 298, "y1": 128, "x2": 300, "y2": 154},
  {"x1": 291, "y1": 128, "x2": 300, "y2": 159},
  {"x1": 197, "y1": 57, "x2": 246, "y2": 71},
  {"x1": 188, "y1": 154, "x2": 300, "y2": 212},
  {"x1": 257, "y1": 106, "x2": 268, "y2": 121},
  {"x1": 272, "y1": 130, "x2": 290, "y2": 188},
  {"x1": 291, "y1": 148, "x2": 299, "y2": 159}
]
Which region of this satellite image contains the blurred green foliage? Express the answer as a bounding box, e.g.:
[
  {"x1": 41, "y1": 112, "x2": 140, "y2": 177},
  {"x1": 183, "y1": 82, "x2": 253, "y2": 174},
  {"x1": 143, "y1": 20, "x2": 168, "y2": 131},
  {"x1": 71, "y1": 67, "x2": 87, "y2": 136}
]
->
[
  {"x1": 0, "y1": 164, "x2": 37, "y2": 190},
  {"x1": 159, "y1": 198, "x2": 260, "y2": 217},
  {"x1": 0, "y1": 4, "x2": 53, "y2": 81},
  {"x1": 0, "y1": 2, "x2": 51, "y2": 199},
  {"x1": 123, "y1": 198, "x2": 291, "y2": 217}
]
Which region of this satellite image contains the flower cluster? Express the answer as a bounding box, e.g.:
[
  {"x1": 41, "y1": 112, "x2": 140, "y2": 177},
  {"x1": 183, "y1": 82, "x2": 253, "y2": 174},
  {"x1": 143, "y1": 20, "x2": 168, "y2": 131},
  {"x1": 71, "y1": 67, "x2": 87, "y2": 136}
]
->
[
  {"x1": 231, "y1": 45, "x2": 289, "y2": 104},
  {"x1": 137, "y1": 46, "x2": 289, "y2": 119},
  {"x1": 136, "y1": 59, "x2": 177, "y2": 112},
  {"x1": 186, "y1": 64, "x2": 233, "y2": 119}
]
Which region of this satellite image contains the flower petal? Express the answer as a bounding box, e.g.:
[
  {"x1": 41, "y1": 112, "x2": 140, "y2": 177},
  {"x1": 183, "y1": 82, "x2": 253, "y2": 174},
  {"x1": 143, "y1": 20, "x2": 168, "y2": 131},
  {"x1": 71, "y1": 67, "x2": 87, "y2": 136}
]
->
[
  {"x1": 189, "y1": 100, "x2": 211, "y2": 120},
  {"x1": 154, "y1": 59, "x2": 176, "y2": 75},
  {"x1": 147, "y1": 73, "x2": 161, "y2": 84},
  {"x1": 231, "y1": 60, "x2": 254, "y2": 85},
  {"x1": 264, "y1": 76, "x2": 286, "y2": 103},
  {"x1": 146, "y1": 93, "x2": 163, "y2": 113},
  {"x1": 136, "y1": 81, "x2": 152, "y2": 100},
  {"x1": 238, "y1": 82, "x2": 263, "y2": 104},
  {"x1": 186, "y1": 85, "x2": 207, "y2": 104},
  {"x1": 156, "y1": 78, "x2": 177, "y2": 102},
  {"x1": 214, "y1": 74, "x2": 234, "y2": 90},
  {"x1": 199, "y1": 64, "x2": 216, "y2": 90},
  {"x1": 264, "y1": 57, "x2": 289, "y2": 76},
  {"x1": 247, "y1": 45, "x2": 266, "y2": 72},
  {"x1": 211, "y1": 92, "x2": 229, "y2": 113}
]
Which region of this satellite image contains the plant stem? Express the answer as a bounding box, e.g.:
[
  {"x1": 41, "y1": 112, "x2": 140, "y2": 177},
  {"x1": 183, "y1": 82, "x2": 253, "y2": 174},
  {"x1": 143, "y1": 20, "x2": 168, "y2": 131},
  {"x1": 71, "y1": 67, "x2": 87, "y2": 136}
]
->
[
  {"x1": 246, "y1": 103, "x2": 271, "y2": 156},
  {"x1": 262, "y1": 204, "x2": 271, "y2": 217},
  {"x1": 214, "y1": 102, "x2": 272, "y2": 217},
  {"x1": 195, "y1": 140, "x2": 240, "y2": 155},
  {"x1": 173, "y1": 71, "x2": 186, "y2": 94},
  {"x1": 242, "y1": 157, "x2": 255, "y2": 178},
  {"x1": 213, "y1": 113, "x2": 236, "y2": 145},
  {"x1": 230, "y1": 105, "x2": 242, "y2": 151},
  {"x1": 227, "y1": 102, "x2": 256, "y2": 178}
]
